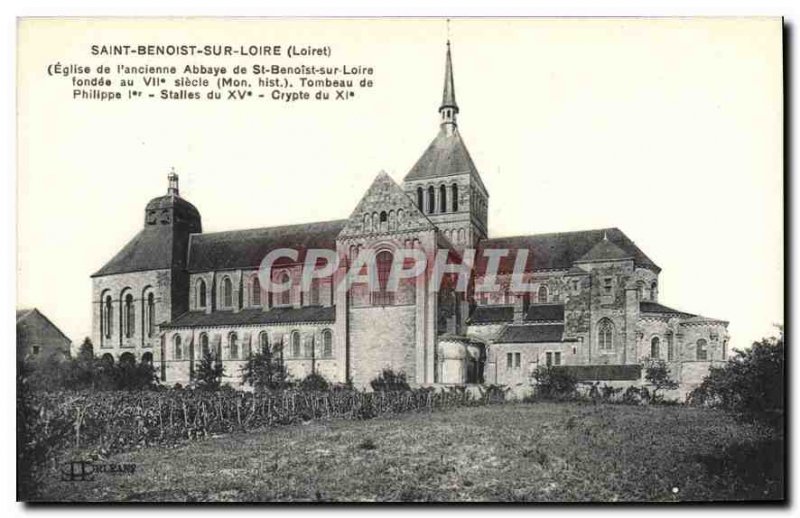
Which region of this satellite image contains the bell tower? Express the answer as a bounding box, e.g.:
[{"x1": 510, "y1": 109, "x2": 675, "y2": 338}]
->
[{"x1": 403, "y1": 41, "x2": 489, "y2": 249}]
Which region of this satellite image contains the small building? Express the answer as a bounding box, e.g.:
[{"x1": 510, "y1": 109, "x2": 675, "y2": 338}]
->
[{"x1": 16, "y1": 308, "x2": 72, "y2": 362}]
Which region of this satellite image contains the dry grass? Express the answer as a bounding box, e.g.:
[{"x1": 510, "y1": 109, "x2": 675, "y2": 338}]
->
[{"x1": 35, "y1": 402, "x2": 783, "y2": 502}]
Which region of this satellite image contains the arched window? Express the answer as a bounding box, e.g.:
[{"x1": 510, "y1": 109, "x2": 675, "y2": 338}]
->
[
  {"x1": 452, "y1": 184, "x2": 458, "y2": 211},
  {"x1": 251, "y1": 276, "x2": 262, "y2": 306},
  {"x1": 101, "y1": 353, "x2": 114, "y2": 366},
  {"x1": 722, "y1": 339, "x2": 728, "y2": 360},
  {"x1": 309, "y1": 281, "x2": 321, "y2": 305},
  {"x1": 124, "y1": 293, "x2": 135, "y2": 338},
  {"x1": 416, "y1": 187, "x2": 424, "y2": 211},
  {"x1": 278, "y1": 271, "x2": 291, "y2": 306},
  {"x1": 222, "y1": 277, "x2": 233, "y2": 308},
  {"x1": 427, "y1": 186, "x2": 435, "y2": 214},
  {"x1": 372, "y1": 250, "x2": 394, "y2": 306},
  {"x1": 229, "y1": 332, "x2": 239, "y2": 360},
  {"x1": 379, "y1": 211, "x2": 388, "y2": 232},
  {"x1": 291, "y1": 331, "x2": 301, "y2": 357},
  {"x1": 650, "y1": 337, "x2": 660, "y2": 359},
  {"x1": 174, "y1": 334, "x2": 182, "y2": 360},
  {"x1": 538, "y1": 285, "x2": 548, "y2": 304},
  {"x1": 440, "y1": 184, "x2": 447, "y2": 212},
  {"x1": 259, "y1": 331, "x2": 269, "y2": 355},
  {"x1": 666, "y1": 332, "x2": 674, "y2": 361},
  {"x1": 322, "y1": 329, "x2": 333, "y2": 358},
  {"x1": 141, "y1": 352, "x2": 153, "y2": 365},
  {"x1": 636, "y1": 281, "x2": 645, "y2": 300},
  {"x1": 598, "y1": 318, "x2": 614, "y2": 351},
  {"x1": 104, "y1": 295, "x2": 113, "y2": 339},
  {"x1": 696, "y1": 339, "x2": 708, "y2": 361},
  {"x1": 363, "y1": 213, "x2": 371, "y2": 232},
  {"x1": 200, "y1": 333, "x2": 210, "y2": 357},
  {"x1": 650, "y1": 281, "x2": 658, "y2": 301},
  {"x1": 146, "y1": 292, "x2": 155, "y2": 337},
  {"x1": 197, "y1": 279, "x2": 207, "y2": 308}
]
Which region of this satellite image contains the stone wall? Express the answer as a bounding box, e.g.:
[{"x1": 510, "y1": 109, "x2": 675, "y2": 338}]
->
[{"x1": 347, "y1": 304, "x2": 417, "y2": 387}]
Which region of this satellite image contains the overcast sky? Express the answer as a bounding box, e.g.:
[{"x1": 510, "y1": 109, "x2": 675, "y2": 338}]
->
[{"x1": 17, "y1": 18, "x2": 782, "y2": 351}]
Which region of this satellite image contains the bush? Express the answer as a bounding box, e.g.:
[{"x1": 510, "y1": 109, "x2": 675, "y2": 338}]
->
[
  {"x1": 300, "y1": 372, "x2": 330, "y2": 392},
  {"x1": 644, "y1": 359, "x2": 678, "y2": 401},
  {"x1": 195, "y1": 352, "x2": 225, "y2": 391},
  {"x1": 688, "y1": 332, "x2": 784, "y2": 429},
  {"x1": 240, "y1": 348, "x2": 290, "y2": 391},
  {"x1": 370, "y1": 368, "x2": 410, "y2": 392},
  {"x1": 531, "y1": 366, "x2": 578, "y2": 400}
]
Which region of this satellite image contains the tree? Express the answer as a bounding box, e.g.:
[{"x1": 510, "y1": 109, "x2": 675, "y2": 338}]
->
[
  {"x1": 195, "y1": 351, "x2": 225, "y2": 391},
  {"x1": 644, "y1": 359, "x2": 679, "y2": 400},
  {"x1": 689, "y1": 330, "x2": 784, "y2": 429},
  {"x1": 240, "y1": 347, "x2": 290, "y2": 391}
]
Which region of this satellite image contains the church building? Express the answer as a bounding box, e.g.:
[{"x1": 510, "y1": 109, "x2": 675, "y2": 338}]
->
[{"x1": 91, "y1": 42, "x2": 729, "y2": 395}]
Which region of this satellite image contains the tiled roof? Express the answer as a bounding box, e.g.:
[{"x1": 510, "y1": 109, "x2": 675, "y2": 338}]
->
[
  {"x1": 496, "y1": 324, "x2": 565, "y2": 344},
  {"x1": 639, "y1": 302, "x2": 696, "y2": 318},
  {"x1": 187, "y1": 220, "x2": 347, "y2": 272},
  {"x1": 162, "y1": 306, "x2": 336, "y2": 329},
  {"x1": 404, "y1": 128, "x2": 487, "y2": 193},
  {"x1": 576, "y1": 237, "x2": 631, "y2": 263},
  {"x1": 93, "y1": 226, "x2": 186, "y2": 277},
  {"x1": 468, "y1": 305, "x2": 514, "y2": 324},
  {"x1": 477, "y1": 227, "x2": 659, "y2": 274},
  {"x1": 468, "y1": 304, "x2": 565, "y2": 325},
  {"x1": 525, "y1": 304, "x2": 565, "y2": 322}
]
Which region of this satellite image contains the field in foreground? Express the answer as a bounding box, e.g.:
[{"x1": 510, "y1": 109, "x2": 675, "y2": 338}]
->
[{"x1": 36, "y1": 402, "x2": 783, "y2": 502}]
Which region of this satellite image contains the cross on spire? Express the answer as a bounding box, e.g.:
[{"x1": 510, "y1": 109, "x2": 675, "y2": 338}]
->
[{"x1": 167, "y1": 167, "x2": 180, "y2": 196}]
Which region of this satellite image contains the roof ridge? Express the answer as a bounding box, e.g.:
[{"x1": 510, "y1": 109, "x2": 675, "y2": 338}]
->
[
  {"x1": 197, "y1": 219, "x2": 348, "y2": 239},
  {"x1": 484, "y1": 227, "x2": 616, "y2": 242}
]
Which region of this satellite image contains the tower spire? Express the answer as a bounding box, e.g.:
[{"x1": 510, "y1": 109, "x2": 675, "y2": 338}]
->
[{"x1": 439, "y1": 39, "x2": 459, "y2": 134}]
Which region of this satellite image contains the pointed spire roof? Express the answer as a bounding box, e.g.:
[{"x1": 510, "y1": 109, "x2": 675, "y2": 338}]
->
[
  {"x1": 404, "y1": 41, "x2": 487, "y2": 195},
  {"x1": 440, "y1": 41, "x2": 458, "y2": 112}
]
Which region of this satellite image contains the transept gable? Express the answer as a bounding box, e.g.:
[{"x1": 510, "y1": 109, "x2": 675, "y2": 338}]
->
[{"x1": 339, "y1": 171, "x2": 436, "y2": 239}]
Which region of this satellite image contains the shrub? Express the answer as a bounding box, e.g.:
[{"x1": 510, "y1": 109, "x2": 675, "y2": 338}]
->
[
  {"x1": 300, "y1": 372, "x2": 330, "y2": 392},
  {"x1": 195, "y1": 351, "x2": 225, "y2": 391},
  {"x1": 370, "y1": 368, "x2": 410, "y2": 392},
  {"x1": 532, "y1": 366, "x2": 578, "y2": 400},
  {"x1": 240, "y1": 348, "x2": 290, "y2": 391},
  {"x1": 688, "y1": 332, "x2": 784, "y2": 429},
  {"x1": 645, "y1": 359, "x2": 679, "y2": 400}
]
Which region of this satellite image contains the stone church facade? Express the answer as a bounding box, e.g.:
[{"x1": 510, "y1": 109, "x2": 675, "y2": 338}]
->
[{"x1": 91, "y1": 43, "x2": 728, "y2": 395}]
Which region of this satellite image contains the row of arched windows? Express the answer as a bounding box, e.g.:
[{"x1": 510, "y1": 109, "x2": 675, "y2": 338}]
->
[
  {"x1": 416, "y1": 183, "x2": 459, "y2": 215},
  {"x1": 195, "y1": 273, "x2": 324, "y2": 310},
  {"x1": 441, "y1": 227, "x2": 470, "y2": 245},
  {"x1": 100, "y1": 288, "x2": 156, "y2": 343},
  {"x1": 363, "y1": 209, "x2": 406, "y2": 233},
  {"x1": 173, "y1": 329, "x2": 334, "y2": 360}
]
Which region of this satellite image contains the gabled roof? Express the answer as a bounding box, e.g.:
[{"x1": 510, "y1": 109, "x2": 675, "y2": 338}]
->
[
  {"x1": 496, "y1": 324, "x2": 566, "y2": 344},
  {"x1": 162, "y1": 306, "x2": 336, "y2": 329},
  {"x1": 477, "y1": 227, "x2": 659, "y2": 274},
  {"x1": 16, "y1": 307, "x2": 72, "y2": 343},
  {"x1": 339, "y1": 171, "x2": 436, "y2": 239},
  {"x1": 404, "y1": 128, "x2": 487, "y2": 194},
  {"x1": 93, "y1": 226, "x2": 180, "y2": 277},
  {"x1": 187, "y1": 220, "x2": 346, "y2": 272}
]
